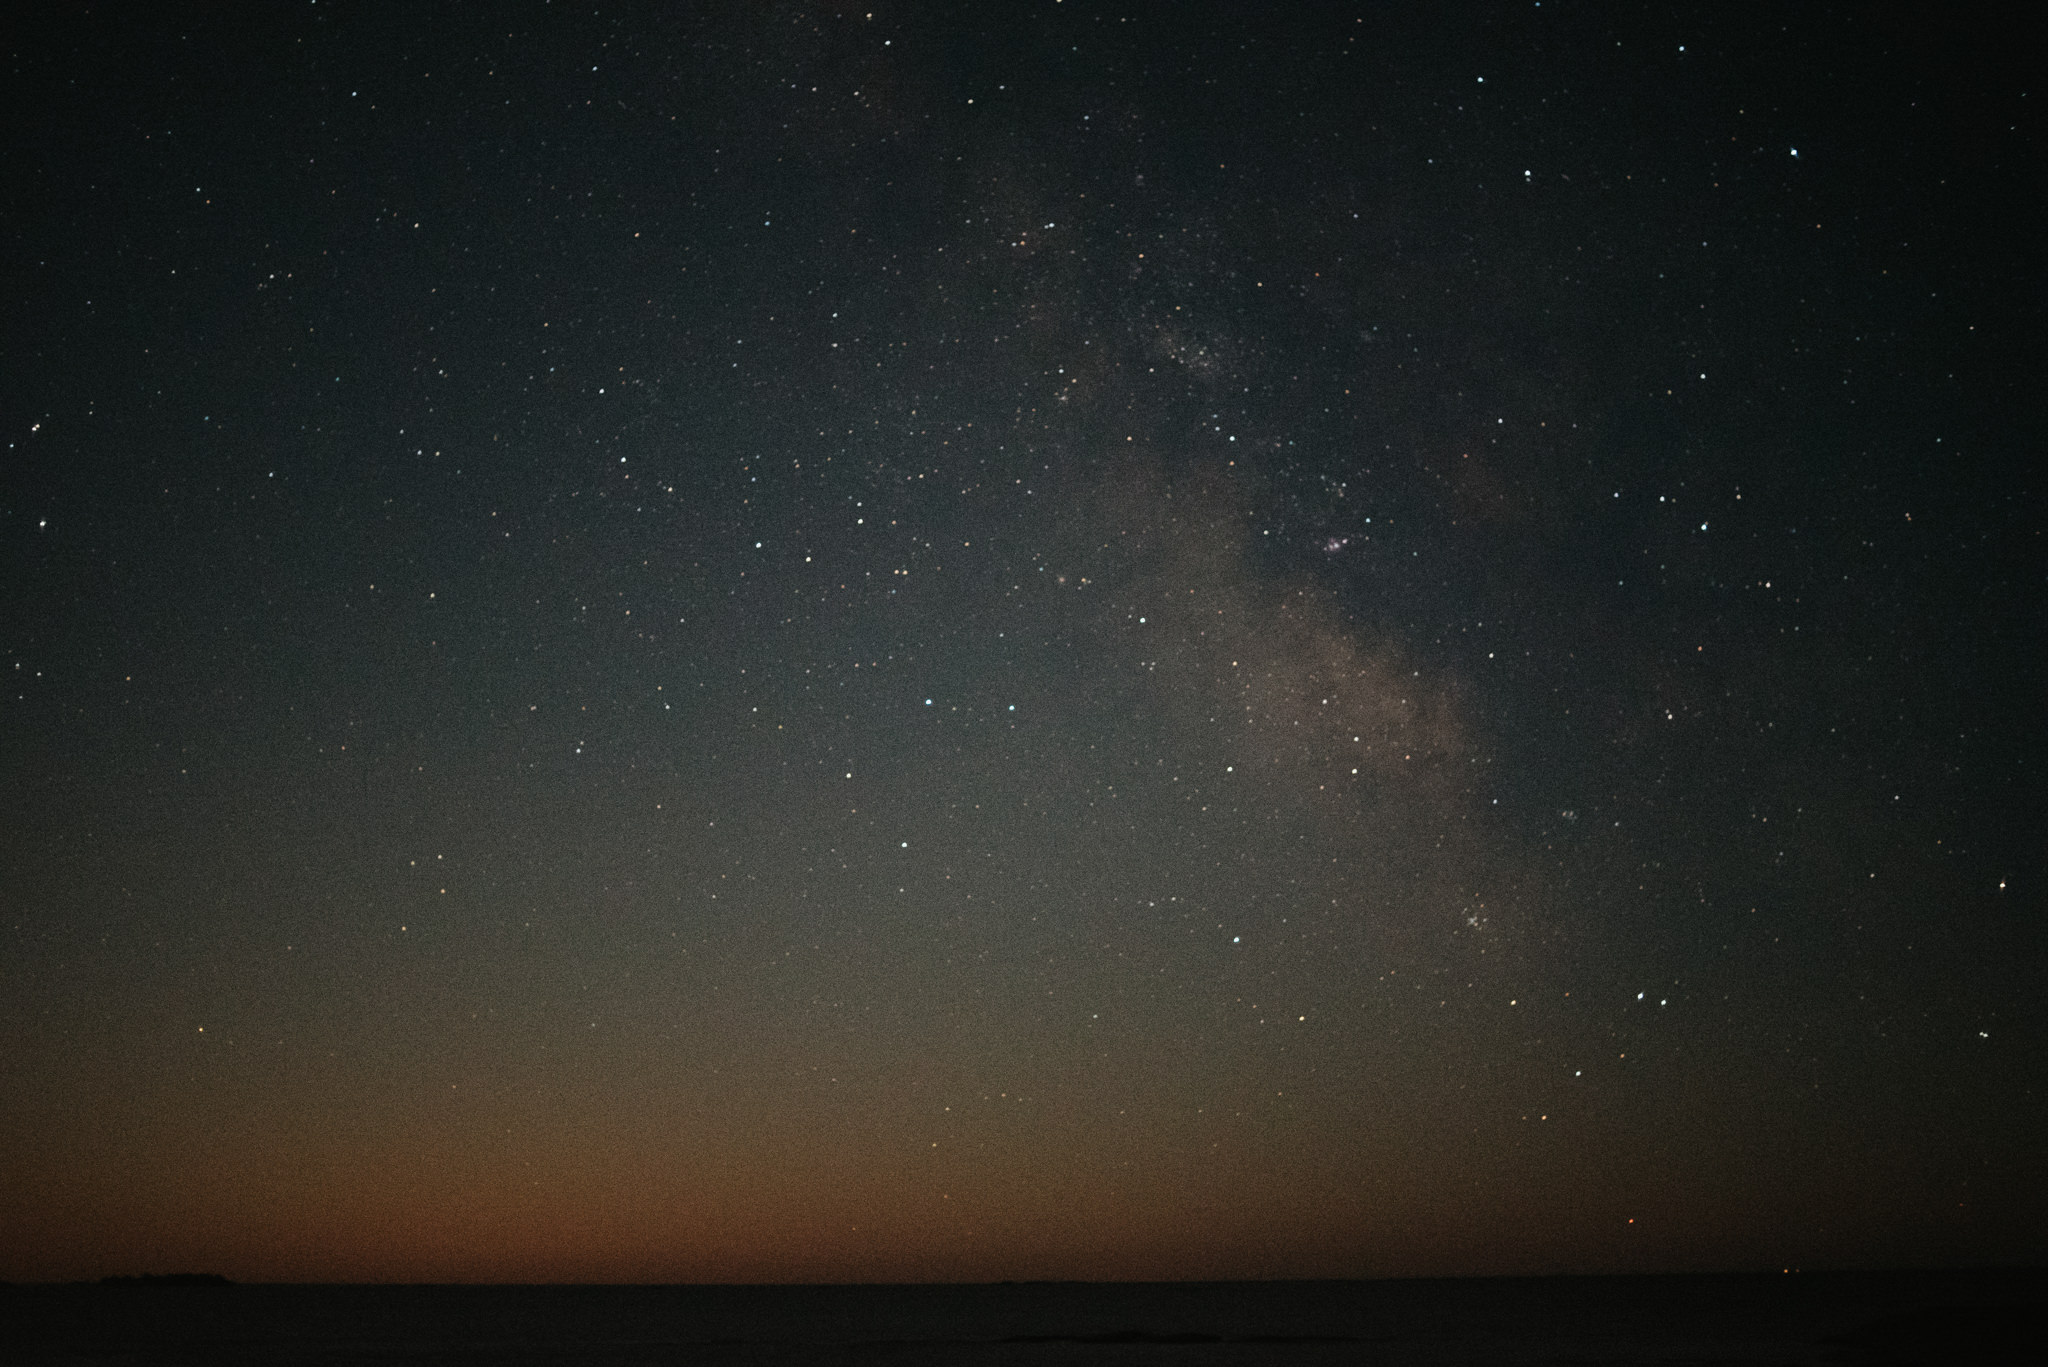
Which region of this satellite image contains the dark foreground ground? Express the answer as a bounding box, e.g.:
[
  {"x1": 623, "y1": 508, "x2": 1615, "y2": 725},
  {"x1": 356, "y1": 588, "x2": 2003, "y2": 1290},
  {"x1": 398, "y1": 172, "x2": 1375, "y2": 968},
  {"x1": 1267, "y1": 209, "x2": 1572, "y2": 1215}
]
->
[{"x1": 1, "y1": 1269, "x2": 2037, "y2": 1364}]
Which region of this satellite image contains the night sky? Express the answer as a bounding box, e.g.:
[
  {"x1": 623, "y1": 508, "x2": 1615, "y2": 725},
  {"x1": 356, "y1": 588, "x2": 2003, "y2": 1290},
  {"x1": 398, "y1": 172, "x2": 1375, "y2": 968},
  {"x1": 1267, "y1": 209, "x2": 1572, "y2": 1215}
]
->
[{"x1": 4, "y1": 2, "x2": 2041, "y2": 1284}]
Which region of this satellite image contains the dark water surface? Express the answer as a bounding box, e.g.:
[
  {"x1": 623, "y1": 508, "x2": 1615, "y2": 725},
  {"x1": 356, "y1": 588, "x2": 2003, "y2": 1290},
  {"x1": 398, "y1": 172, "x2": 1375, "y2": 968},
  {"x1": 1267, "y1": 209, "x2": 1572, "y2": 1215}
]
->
[{"x1": 2, "y1": 1271, "x2": 2036, "y2": 1364}]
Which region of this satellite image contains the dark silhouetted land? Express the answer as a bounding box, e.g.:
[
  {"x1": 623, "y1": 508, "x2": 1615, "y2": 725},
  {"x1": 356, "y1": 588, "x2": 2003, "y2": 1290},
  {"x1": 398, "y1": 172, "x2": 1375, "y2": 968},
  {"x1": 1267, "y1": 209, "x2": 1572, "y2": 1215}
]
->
[{"x1": 1, "y1": 1269, "x2": 2036, "y2": 1363}]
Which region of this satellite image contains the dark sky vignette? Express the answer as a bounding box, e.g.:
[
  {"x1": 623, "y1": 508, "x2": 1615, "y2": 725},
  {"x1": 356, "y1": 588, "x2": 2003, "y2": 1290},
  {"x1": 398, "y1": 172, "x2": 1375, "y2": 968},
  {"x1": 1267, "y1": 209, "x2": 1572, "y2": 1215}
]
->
[{"x1": 1, "y1": 1, "x2": 2040, "y2": 1283}]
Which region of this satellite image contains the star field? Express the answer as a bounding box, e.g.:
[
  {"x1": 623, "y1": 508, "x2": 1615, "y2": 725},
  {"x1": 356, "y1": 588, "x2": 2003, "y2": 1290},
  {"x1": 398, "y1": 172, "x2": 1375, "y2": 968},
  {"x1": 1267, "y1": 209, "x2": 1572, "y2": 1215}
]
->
[{"x1": 2, "y1": 2, "x2": 2040, "y2": 1283}]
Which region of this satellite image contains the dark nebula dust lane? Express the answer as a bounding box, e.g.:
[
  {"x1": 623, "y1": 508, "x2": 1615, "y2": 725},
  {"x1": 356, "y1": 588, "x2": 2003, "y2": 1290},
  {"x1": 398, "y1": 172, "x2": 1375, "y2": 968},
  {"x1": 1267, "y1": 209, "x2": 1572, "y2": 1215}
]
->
[{"x1": 2, "y1": 2, "x2": 2040, "y2": 1283}]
